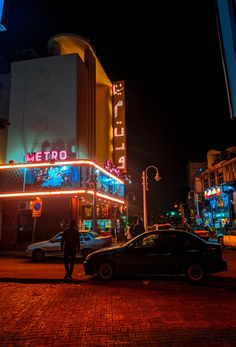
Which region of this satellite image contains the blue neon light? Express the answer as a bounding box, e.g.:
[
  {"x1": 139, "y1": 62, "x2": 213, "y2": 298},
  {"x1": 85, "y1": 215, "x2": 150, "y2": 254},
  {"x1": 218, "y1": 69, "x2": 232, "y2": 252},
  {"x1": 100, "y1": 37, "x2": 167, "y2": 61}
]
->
[{"x1": 0, "y1": 0, "x2": 6, "y2": 31}]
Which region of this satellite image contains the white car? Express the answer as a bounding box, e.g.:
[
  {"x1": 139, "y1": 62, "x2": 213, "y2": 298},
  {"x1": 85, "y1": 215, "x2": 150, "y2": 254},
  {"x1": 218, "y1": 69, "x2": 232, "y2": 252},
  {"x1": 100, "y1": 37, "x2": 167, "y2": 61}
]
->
[
  {"x1": 223, "y1": 229, "x2": 236, "y2": 248},
  {"x1": 147, "y1": 223, "x2": 172, "y2": 231},
  {"x1": 25, "y1": 230, "x2": 113, "y2": 260}
]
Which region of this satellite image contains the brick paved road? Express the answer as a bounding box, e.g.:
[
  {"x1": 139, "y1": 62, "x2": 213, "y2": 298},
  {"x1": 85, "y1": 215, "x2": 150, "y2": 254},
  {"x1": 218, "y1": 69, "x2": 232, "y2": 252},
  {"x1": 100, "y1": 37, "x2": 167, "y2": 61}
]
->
[{"x1": 0, "y1": 250, "x2": 236, "y2": 346}]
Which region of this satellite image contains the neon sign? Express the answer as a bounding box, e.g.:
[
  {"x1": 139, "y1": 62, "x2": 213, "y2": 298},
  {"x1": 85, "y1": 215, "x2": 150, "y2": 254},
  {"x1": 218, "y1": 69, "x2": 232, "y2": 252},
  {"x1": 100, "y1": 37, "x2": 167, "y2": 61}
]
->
[
  {"x1": 204, "y1": 186, "x2": 222, "y2": 199},
  {"x1": 104, "y1": 160, "x2": 121, "y2": 177},
  {"x1": 0, "y1": 0, "x2": 7, "y2": 31},
  {"x1": 26, "y1": 150, "x2": 68, "y2": 162},
  {"x1": 113, "y1": 81, "x2": 127, "y2": 173}
]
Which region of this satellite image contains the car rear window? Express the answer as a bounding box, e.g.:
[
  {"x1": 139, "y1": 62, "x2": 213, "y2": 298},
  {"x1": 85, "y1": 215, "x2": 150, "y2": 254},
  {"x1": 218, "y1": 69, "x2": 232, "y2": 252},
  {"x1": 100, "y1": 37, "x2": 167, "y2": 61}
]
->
[{"x1": 159, "y1": 231, "x2": 204, "y2": 252}]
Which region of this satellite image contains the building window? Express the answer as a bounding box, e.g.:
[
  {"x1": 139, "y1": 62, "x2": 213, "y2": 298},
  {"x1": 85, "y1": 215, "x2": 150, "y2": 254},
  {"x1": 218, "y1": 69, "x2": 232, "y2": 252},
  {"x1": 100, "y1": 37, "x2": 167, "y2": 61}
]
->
[
  {"x1": 210, "y1": 172, "x2": 215, "y2": 187},
  {"x1": 203, "y1": 178, "x2": 208, "y2": 189},
  {"x1": 217, "y1": 171, "x2": 224, "y2": 185}
]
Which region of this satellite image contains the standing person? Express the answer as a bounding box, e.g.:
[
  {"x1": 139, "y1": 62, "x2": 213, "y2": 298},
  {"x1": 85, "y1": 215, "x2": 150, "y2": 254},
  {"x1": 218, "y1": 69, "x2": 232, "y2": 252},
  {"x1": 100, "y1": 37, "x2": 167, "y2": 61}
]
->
[
  {"x1": 125, "y1": 223, "x2": 134, "y2": 241},
  {"x1": 132, "y1": 218, "x2": 145, "y2": 237},
  {"x1": 61, "y1": 219, "x2": 80, "y2": 280}
]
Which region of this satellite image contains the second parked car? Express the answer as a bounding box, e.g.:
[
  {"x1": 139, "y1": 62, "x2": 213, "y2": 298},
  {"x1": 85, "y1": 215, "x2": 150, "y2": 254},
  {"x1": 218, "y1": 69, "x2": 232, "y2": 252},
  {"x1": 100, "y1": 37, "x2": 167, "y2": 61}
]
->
[
  {"x1": 83, "y1": 229, "x2": 227, "y2": 283},
  {"x1": 25, "y1": 230, "x2": 113, "y2": 260},
  {"x1": 223, "y1": 228, "x2": 236, "y2": 248}
]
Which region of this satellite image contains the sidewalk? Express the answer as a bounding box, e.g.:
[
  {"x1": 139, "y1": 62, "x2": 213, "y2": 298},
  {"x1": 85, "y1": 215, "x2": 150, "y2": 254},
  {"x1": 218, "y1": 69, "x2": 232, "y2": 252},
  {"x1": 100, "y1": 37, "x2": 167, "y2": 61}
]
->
[{"x1": 0, "y1": 250, "x2": 26, "y2": 257}]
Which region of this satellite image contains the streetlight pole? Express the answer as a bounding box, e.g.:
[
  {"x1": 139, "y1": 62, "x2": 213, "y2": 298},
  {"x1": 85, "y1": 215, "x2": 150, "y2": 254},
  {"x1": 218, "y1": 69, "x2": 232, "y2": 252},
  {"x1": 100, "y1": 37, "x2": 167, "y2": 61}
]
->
[
  {"x1": 142, "y1": 170, "x2": 147, "y2": 230},
  {"x1": 126, "y1": 192, "x2": 136, "y2": 224},
  {"x1": 142, "y1": 166, "x2": 161, "y2": 230}
]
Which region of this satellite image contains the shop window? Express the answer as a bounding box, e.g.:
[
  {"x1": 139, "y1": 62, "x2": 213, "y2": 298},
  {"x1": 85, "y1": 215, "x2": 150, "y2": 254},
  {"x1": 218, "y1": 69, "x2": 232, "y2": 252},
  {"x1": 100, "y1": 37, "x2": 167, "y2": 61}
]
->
[
  {"x1": 100, "y1": 205, "x2": 109, "y2": 219},
  {"x1": 83, "y1": 206, "x2": 92, "y2": 218}
]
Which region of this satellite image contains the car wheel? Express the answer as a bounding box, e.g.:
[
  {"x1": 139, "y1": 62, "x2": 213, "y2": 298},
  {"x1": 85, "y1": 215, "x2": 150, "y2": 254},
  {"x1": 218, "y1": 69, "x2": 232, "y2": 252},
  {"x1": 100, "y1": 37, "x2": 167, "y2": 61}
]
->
[
  {"x1": 81, "y1": 248, "x2": 93, "y2": 260},
  {"x1": 97, "y1": 261, "x2": 114, "y2": 280},
  {"x1": 32, "y1": 249, "x2": 45, "y2": 260},
  {"x1": 185, "y1": 263, "x2": 205, "y2": 283}
]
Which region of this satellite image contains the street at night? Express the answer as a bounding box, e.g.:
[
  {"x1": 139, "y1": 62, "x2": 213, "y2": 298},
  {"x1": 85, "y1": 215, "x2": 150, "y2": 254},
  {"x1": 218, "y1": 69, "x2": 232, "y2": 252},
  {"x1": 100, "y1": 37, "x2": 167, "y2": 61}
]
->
[
  {"x1": 0, "y1": 250, "x2": 236, "y2": 346},
  {"x1": 1, "y1": 1, "x2": 236, "y2": 346}
]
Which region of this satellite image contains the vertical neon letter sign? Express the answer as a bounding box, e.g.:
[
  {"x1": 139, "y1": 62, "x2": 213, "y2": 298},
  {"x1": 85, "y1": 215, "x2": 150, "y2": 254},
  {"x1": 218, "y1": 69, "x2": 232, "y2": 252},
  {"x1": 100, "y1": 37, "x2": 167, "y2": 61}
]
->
[{"x1": 112, "y1": 81, "x2": 127, "y2": 173}]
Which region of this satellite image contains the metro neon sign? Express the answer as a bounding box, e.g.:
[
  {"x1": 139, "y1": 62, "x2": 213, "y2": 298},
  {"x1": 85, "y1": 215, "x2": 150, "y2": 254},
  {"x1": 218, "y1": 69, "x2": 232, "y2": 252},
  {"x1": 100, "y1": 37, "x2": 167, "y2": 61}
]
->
[{"x1": 26, "y1": 150, "x2": 68, "y2": 162}]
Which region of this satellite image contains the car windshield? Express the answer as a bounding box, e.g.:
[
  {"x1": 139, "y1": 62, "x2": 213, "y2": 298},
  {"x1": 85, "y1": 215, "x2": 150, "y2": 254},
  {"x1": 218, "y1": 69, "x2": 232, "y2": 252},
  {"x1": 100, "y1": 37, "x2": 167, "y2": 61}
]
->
[
  {"x1": 87, "y1": 231, "x2": 99, "y2": 238},
  {"x1": 51, "y1": 233, "x2": 62, "y2": 242}
]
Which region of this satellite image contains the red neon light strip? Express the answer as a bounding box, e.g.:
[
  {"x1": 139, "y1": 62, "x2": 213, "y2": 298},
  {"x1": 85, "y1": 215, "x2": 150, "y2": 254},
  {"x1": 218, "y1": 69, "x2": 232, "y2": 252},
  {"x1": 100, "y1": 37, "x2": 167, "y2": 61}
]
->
[
  {"x1": 0, "y1": 189, "x2": 125, "y2": 204},
  {"x1": 0, "y1": 160, "x2": 124, "y2": 184}
]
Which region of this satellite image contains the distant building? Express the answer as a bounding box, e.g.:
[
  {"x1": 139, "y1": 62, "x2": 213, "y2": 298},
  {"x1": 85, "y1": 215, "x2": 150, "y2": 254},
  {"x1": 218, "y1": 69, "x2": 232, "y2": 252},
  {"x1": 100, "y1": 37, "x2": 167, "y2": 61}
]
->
[{"x1": 188, "y1": 147, "x2": 236, "y2": 230}]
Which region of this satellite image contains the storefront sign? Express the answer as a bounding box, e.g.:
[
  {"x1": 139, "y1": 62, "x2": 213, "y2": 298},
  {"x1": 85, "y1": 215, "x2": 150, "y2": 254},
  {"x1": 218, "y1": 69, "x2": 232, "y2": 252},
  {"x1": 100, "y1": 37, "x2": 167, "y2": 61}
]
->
[
  {"x1": 32, "y1": 198, "x2": 42, "y2": 217},
  {"x1": 113, "y1": 81, "x2": 127, "y2": 173},
  {"x1": 26, "y1": 150, "x2": 68, "y2": 163},
  {"x1": 204, "y1": 186, "x2": 222, "y2": 199}
]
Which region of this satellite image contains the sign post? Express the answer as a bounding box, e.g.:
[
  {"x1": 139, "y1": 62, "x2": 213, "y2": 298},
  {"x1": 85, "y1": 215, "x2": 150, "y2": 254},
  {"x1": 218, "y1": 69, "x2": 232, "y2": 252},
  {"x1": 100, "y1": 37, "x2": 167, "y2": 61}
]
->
[{"x1": 32, "y1": 198, "x2": 42, "y2": 242}]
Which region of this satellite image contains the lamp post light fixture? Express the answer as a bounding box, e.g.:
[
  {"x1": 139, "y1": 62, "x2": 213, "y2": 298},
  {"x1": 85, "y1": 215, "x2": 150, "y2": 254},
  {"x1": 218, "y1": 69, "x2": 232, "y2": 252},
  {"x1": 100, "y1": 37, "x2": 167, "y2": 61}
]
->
[
  {"x1": 142, "y1": 166, "x2": 161, "y2": 230},
  {"x1": 126, "y1": 192, "x2": 136, "y2": 224}
]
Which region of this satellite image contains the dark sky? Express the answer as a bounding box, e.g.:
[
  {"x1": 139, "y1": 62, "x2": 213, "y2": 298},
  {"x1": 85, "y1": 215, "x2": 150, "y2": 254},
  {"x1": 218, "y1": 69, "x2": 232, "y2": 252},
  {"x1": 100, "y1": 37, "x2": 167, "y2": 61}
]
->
[{"x1": 1, "y1": 0, "x2": 236, "y2": 213}]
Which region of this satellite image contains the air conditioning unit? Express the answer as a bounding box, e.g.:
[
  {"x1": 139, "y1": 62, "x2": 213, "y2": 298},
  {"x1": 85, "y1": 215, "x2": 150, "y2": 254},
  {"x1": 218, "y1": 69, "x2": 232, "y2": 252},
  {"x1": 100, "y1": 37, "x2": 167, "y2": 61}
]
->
[{"x1": 17, "y1": 201, "x2": 32, "y2": 210}]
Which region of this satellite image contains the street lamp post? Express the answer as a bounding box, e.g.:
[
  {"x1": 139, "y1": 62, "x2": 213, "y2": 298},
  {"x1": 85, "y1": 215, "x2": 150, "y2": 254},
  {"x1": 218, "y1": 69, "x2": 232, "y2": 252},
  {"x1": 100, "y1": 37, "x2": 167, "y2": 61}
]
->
[
  {"x1": 142, "y1": 166, "x2": 161, "y2": 230},
  {"x1": 126, "y1": 192, "x2": 136, "y2": 224}
]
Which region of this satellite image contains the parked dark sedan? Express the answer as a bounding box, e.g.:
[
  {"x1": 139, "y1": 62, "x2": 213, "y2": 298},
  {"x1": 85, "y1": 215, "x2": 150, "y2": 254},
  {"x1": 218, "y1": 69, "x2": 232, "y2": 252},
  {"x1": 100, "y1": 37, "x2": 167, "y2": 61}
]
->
[{"x1": 83, "y1": 229, "x2": 227, "y2": 283}]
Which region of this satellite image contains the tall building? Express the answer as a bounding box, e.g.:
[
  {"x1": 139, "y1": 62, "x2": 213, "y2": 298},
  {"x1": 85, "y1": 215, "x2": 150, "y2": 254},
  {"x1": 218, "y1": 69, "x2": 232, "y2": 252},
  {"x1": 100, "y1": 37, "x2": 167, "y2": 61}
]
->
[{"x1": 0, "y1": 34, "x2": 127, "y2": 249}]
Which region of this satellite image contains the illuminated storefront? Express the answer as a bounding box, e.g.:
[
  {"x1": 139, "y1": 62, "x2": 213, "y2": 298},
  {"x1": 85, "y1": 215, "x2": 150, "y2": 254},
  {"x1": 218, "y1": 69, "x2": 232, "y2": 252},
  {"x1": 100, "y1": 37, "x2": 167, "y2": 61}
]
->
[
  {"x1": 202, "y1": 184, "x2": 235, "y2": 230},
  {"x1": 0, "y1": 159, "x2": 125, "y2": 247}
]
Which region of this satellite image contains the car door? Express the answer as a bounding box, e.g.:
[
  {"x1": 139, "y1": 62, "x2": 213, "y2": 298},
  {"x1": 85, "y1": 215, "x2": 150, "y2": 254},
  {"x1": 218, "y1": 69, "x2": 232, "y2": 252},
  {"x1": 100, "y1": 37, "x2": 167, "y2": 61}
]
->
[
  {"x1": 120, "y1": 233, "x2": 161, "y2": 275},
  {"x1": 45, "y1": 233, "x2": 63, "y2": 257},
  {"x1": 155, "y1": 232, "x2": 186, "y2": 274}
]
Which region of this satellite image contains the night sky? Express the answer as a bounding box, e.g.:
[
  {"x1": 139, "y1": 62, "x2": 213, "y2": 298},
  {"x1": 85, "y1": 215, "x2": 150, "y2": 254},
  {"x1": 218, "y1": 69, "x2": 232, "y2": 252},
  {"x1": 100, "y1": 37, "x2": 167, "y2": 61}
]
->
[{"x1": 0, "y1": 0, "x2": 236, "y2": 214}]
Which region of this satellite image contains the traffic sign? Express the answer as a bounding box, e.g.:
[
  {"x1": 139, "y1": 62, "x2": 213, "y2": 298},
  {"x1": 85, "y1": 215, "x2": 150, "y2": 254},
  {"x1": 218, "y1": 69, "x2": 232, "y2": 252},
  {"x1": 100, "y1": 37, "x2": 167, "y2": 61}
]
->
[{"x1": 32, "y1": 199, "x2": 42, "y2": 217}]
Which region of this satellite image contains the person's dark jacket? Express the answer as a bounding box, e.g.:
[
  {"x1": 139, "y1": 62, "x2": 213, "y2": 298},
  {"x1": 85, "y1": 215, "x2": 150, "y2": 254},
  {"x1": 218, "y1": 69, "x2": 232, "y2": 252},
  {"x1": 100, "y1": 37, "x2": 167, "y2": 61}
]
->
[
  {"x1": 61, "y1": 227, "x2": 80, "y2": 252},
  {"x1": 132, "y1": 223, "x2": 145, "y2": 237}
]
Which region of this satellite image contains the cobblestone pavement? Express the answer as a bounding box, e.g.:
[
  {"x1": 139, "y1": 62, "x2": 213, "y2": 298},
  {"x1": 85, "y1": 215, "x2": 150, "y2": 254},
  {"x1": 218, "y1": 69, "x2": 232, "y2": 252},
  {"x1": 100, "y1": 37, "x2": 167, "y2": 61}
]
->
[{"x1": 0, "y1": 251, "x2": 236, "y2": 346}]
